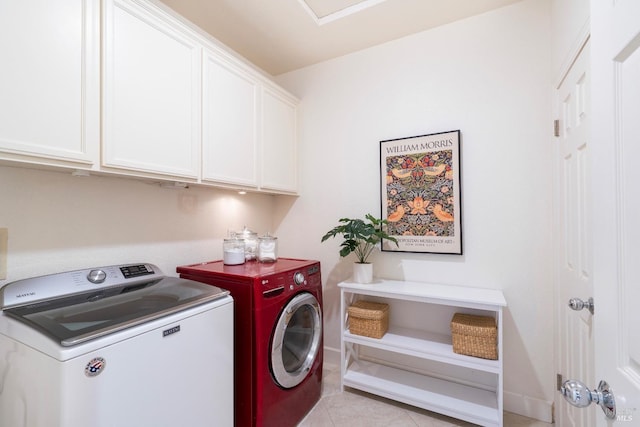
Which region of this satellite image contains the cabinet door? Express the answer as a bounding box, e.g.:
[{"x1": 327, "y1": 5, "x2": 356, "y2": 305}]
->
[
  {"x1": 103, "y1": 0, "x2": 201, "y2": 179},
  {"x1": 201, "y1": 51, "x2": 258, "y2": 187},
  {"x1": 0, "y1": 0, "x2": 100, "y2": 166},
  {"x1": 260, "y1": 86, "x2": 298, "y2": 193}
]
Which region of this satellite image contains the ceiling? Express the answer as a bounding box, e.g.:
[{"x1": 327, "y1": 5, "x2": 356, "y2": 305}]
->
[{"x1": 157, "y1": 0, "x2": 524, "y2": 76}]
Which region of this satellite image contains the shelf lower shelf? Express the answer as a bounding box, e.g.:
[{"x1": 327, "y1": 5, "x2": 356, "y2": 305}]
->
[
  {"x1": 344, "y1": 326, "x2": 500, "y2": 373},
  {"x1": 343, "y1": 360, "x2": 500, "y2": 427}
]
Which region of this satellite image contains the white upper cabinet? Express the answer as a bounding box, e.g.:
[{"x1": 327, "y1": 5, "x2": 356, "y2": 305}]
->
[
  {"x1": 260, "y1": 85, "x2": 298, "y2": 193},
  {"x1": 201, "y1": 50, "x2": 258, "y2": 187},
  {"x1": 0, "y1": 0, "x2": 100, "y2": 167},
  {"x1": 0, "y1": 0, "x2": 298, "y2": 193},
  {"x1": 102, "y1": 0, "x2": 201, "y2": 179},
  {"x1": 201, "y1": 49, "x2": 299, "y2": 194}
]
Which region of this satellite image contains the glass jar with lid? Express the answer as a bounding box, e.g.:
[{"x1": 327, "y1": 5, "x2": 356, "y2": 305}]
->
[
  {"x1": 257, "y1": 234, "x2": 278, "y2": 263},
  {"x1": 235, "y1": 226, "x2": 258, "y2": 261},
  {"x1": 223, "y1": 238, "x2": 246, "y2": 265}
]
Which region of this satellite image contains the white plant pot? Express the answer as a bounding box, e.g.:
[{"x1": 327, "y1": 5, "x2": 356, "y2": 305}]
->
[{"x1": 353, "y1": 263, "x2": 373, "y2": 284}]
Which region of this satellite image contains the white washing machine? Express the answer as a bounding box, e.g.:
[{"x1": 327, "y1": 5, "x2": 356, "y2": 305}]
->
[{"x1": 0, "y1": 263, "x2": 234, "y2": 427}]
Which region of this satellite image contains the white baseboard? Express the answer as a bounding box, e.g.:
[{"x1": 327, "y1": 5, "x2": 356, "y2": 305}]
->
[
  {"x1": 323, "y1": 345, "x2": 341, "y2": 367},
  {"x1": 504, "y1": 391, "x2": 554, "y2": 423},
  {"x1": 322, "y1": 346, "x2": 554, "y2": 423}
]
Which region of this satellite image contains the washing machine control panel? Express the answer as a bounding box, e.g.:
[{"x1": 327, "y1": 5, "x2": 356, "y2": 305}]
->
[
  {"x1": 293, "y1": 272, "x2": 305, "y2": 286},
  {"x1": 254, "y1": 262, "x2": 321, "y2": 298},
  {"x1": 306, "y1": 264, "x2": 320, "y2": 276},
  {"x1": 1, "y1": 263, "x2": 163, "y2": 309},
  {"x1": 87, "y1": 269, "x2": 107, "y2": 284}
]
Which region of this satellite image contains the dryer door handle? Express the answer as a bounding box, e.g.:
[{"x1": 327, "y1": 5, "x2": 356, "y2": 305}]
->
[{"x1": 263, "y1": 287, "x2": 285, "y2": 298}]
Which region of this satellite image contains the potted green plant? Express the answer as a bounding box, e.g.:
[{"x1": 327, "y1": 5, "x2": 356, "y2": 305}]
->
[{"x1": 321, "y1": 214, "x2": 398, "y2": 283}]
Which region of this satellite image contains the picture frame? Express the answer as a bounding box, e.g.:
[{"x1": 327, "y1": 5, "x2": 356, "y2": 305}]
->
[{"x1": 380, "y1": 130, "x2": 462, "y2": 255}]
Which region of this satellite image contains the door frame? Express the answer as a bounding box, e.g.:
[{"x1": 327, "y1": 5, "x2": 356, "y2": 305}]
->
[{"x1": 552, "y1": 29, "x2": 593, "y2": 426}]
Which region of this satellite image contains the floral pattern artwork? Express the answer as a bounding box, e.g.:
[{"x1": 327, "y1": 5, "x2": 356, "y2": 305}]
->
[
  {"x1": 380, "y1": 130, "x2": 462, "y2": 254},
  {"x1": 384, "y1": 150, "x2": 455, "y2": 237}
]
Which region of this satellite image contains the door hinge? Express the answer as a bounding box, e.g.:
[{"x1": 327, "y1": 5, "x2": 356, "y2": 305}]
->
[
  {"x1": 554, "y1": 120, "x2": 560, "y2": 137},
  {"x1": 557, "y1": 373, "x2": 563, "y2": 391}
]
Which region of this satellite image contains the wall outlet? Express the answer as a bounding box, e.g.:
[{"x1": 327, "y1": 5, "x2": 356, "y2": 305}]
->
[{"x1": 0, "y1": 228, "x2": 7, "y2": 280}]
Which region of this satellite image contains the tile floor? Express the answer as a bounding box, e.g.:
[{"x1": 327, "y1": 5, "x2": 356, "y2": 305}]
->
[{"x1": 299, "y1": 363, "x2": 553, "y2": 427}]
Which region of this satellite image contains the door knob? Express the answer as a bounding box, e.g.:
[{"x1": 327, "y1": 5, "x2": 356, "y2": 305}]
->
[
  {"x1": 560, "y1": 379, "x2": 616, "y2": 419},
  {"x1": 568, "y1": 297, "x2": 594, "y2": 315}
]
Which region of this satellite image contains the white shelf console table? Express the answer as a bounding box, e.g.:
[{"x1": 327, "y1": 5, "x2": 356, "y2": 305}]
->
[{"x1": 339, "y1": 279, "x2": 507, "y2": 427}]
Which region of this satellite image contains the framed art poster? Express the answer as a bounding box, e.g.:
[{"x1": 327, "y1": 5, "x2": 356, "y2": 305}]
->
[{"x1": 380, "y1": 130, "x2": 462, "y2": 254}]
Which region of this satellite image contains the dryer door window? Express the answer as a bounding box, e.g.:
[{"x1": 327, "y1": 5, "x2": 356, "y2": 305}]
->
[{"x1": 270, "y1": 292, "x2": 322, "y2": 389}]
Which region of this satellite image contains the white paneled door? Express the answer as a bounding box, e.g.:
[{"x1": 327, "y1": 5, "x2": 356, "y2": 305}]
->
[
  {"x1": 557, "y1": 1, "x2": 640, "y2": 423},
  {"x1": 590, "y1": 0, "x2": 640, "y2": 425},
  {"x1": 555, "y1": 39, "x2": 594, "y2": 427}
]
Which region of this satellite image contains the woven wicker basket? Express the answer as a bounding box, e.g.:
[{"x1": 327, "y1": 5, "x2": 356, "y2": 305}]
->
[
  {"x1": 347, "y1": 300, "x2": 389, "y2": 339},
  {"x1": 450, "y1": 313, "x2": 497, "y2": 360}
]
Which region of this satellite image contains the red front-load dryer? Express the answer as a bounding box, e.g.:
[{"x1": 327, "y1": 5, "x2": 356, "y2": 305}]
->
[{"x1": 177, "y1": 258, "x2": 323, "y2": 427}]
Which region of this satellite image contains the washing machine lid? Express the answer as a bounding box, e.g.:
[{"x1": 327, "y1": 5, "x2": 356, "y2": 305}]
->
[{"x1": 0, "y1": 264, "x2": 229, "y2": 346}]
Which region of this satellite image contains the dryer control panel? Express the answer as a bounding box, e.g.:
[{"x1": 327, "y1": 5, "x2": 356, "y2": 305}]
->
[{"x1": 258, "y1": 262, "x2": 321, "y2": 299}]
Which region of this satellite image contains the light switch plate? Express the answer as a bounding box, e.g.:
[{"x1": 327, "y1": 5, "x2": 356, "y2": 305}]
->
[{"x1": 0, "y1": 228, "x2": 7, "y2": 280}]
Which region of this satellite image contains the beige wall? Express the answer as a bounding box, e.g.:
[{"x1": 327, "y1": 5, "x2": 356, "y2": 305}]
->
[
  {"x1": 0, "y1": 166, "x2": 277, "y2": 281},
  {"x1": 275, "y1": 0, "x2": 554, "y2": 421},
  {"x1": 0, "y1": 0, "x2": 561, "y2": 422}
]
